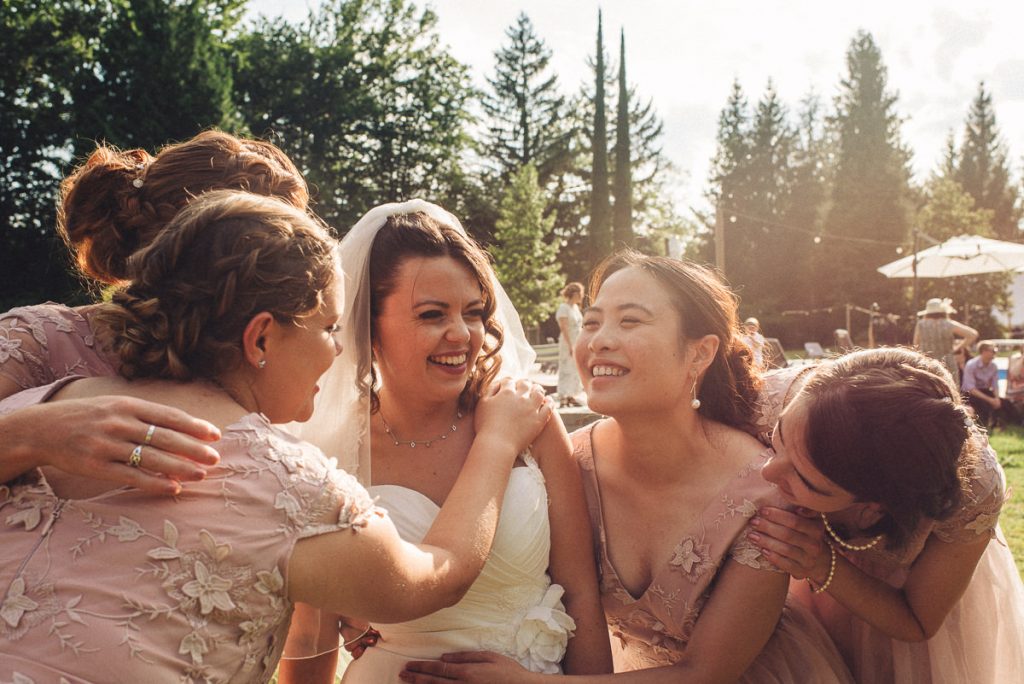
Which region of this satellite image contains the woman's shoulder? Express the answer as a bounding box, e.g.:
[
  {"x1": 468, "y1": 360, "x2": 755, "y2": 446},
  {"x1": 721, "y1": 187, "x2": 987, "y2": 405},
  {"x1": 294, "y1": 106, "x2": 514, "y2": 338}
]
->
[
  {"x1": 934, "y1": 437, "x2": 1006, "y2": 544},
  {"x1": 224, "y1": 416, "x2": 379, "y2": 534}
]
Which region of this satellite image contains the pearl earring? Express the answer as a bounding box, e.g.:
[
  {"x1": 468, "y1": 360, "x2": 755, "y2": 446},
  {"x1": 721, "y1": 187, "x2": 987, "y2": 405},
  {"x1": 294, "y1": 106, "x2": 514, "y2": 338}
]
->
[{"x1": 690, "y1": 378, "x2": 701, "y2": 410}]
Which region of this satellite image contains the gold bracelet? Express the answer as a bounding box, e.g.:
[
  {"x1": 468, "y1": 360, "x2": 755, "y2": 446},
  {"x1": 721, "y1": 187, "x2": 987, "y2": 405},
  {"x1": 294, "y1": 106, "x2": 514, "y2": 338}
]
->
[{"x1": 807, "y1": 541, "x2": 836, "y2": 595}]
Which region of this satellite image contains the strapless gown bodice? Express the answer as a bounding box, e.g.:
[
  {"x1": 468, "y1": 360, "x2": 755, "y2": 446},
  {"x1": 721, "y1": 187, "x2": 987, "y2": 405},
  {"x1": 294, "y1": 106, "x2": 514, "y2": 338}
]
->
[{"x1": 340, "y1": 458, "x2": 574, "y2": 682}]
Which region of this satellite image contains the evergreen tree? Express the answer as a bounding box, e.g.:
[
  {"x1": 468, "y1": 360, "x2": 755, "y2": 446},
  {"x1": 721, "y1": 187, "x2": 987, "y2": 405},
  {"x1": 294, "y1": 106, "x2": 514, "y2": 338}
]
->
[
  {"x1": 820, "y1": 31, "x2": 912, "y2": 317},
  {"x1": 938, "y1": 130, "x2": 958, "y2": 180},
  {"x1": 491, "y1": 164, "x2": 562, "y2": 329},
  {"x1": 782, "y1": 92, "x2": 830, "y2": 311},
  {"x1": 481, "y1": 12, "x2": 572, "y2": 186},
  {"x1": 612, "y1": 29, "x2": 633, "y2": 248},
  {"x1": 588, "y1": 10, "x2": 612, "y2": 262},
  {"x1": 955, "y1": 82, "x2": 1020, "y2": 241},
  {"x1": 703, "y1": 80, "x2": 752, "y2": 270}
]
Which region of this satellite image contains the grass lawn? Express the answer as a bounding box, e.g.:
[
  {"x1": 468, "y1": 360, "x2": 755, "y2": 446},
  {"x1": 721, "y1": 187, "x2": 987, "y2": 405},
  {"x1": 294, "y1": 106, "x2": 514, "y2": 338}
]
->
[{"x1": 986, "y1": 425, "x2": 1024, "y2": 576}]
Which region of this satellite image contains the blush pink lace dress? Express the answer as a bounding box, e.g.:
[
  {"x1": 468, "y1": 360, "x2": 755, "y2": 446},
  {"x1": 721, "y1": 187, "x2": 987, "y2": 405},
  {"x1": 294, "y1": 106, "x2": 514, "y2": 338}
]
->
[
  {"x1": 0, "y1": 378, "x2": 381, "y2": 683},
  {"x1": 755, "y1": 366, "x2": 1024, "y2": 683},
  {"x1": 573, "y1": 422, "x2": 854, "y2": 681},
  {"x1": 0, "y1": 303, "x2": 116, "y2": 390}
]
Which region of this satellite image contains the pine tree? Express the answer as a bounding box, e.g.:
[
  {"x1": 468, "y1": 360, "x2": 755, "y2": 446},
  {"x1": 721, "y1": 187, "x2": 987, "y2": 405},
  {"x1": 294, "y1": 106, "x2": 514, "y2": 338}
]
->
[
  {"x1": 491, "y1": 164, "x2": 563, "y2": 329},
  {"x1": 588, "y1": 10, "x2": 612, "y2": 263},
  {"x1": 955, "y1": 82, "x2": 1020, "y2": 241},
  {"x1": 820, "y1": 31, "x2": 912, "y2": 317},
  {"x1": 612, "y1": 29, "x2": 633, "y2": 248},
  {"x1": 704, "y1": 80, "x2": 752, "y2": 270},
  {"x1": 482, "y1": 12, "x2": 572, "y2": 186}
]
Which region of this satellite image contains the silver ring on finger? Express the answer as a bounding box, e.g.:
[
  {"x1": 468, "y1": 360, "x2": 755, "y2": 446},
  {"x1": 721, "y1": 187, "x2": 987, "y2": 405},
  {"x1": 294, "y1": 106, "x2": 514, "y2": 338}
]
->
[
  {"x1": 144, "y1": 424, "x2": 156, "y2": 445},
  {"x1": 128, "y1": 444, "x2": 144, "y2": 468}
]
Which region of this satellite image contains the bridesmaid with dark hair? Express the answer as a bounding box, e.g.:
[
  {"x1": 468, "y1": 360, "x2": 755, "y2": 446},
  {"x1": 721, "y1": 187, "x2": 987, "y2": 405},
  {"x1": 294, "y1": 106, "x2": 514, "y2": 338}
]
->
[{"x1": 751, "y1": 347, "x2": 1024, "y2": 683}]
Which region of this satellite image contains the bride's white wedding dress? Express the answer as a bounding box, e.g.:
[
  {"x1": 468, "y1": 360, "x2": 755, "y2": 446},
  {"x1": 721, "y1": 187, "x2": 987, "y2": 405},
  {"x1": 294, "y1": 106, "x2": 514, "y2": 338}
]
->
[{"x1": 340, "y1": 456, "x2": 575, "y2": 682}]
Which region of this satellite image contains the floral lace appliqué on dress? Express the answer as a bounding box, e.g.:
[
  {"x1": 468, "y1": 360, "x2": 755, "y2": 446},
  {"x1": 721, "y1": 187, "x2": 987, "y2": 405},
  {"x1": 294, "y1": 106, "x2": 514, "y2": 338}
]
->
[{"x1": 0, "y1": 382, "x2": 380, "y2": 684}]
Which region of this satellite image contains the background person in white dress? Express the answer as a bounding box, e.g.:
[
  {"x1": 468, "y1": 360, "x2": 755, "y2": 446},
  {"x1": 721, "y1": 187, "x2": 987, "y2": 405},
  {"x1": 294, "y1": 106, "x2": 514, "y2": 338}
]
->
[{"x1": 556, "y1": 282, "x2": 585, "y2": 407}]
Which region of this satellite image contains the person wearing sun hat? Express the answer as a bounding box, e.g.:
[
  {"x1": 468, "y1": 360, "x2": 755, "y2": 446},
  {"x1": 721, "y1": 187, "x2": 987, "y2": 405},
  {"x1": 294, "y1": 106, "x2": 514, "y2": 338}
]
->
[{"x1": 913, "y1": 297, "x2": 978, "y2": 386}]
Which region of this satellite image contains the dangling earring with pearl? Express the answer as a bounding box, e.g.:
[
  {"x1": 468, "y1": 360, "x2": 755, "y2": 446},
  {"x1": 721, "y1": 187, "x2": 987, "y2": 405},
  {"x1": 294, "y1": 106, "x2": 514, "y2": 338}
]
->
[{"x1": 690, "y1": 377, "x2": 701, "y2": 410}]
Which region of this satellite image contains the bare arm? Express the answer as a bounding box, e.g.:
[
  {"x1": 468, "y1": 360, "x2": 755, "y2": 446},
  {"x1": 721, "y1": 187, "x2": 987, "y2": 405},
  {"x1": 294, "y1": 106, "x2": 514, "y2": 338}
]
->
[
  {"x1": 753, "y1": 506, "x2": 989, "y2": 641},
  {"x1": 0, "y1": 384, "x2": 221, "y2": 493},
  {"x1": 0, "y1": 310, "x2": 221, "y2": 491},
  {"x1": 949, "y1": 321, "x2": 978, "y2": 348},
  {"x1": 402, "y1": 562, "x2": 789, "y2": 683},
  {"x1": 288, "y1": 379, "x2": 554, "y2": 624},
  {"x1": 532, "y1": 416, "x2": 613, "y2": 674}
]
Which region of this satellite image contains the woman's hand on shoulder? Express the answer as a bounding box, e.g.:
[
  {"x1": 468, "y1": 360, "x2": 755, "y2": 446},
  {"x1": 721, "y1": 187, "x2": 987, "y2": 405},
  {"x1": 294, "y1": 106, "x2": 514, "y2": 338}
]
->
[
  {"x1": 3, "y1": 396, "x2": 220, "y2": 494},
  {"x1": 474, "y1": 377, "x2": 554, "y2": 455},
  {"x1": 748, "y1": 506, "x2": 832, "y2": 584}
]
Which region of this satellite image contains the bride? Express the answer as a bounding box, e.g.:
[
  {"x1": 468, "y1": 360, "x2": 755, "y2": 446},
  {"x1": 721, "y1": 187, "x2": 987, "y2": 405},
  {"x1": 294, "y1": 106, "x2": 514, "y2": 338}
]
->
[{"x1": 285, "y1": 201, "x2": 612, "y2": 682}]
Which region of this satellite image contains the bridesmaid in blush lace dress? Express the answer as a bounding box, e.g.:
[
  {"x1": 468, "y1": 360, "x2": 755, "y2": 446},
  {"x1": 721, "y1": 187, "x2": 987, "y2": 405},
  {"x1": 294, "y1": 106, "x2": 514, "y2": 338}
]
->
[
  {"x1": 0, "y1": 192, "x2": 553, "y2": 682},
  {"x1": 754, "y1": 348, "x2": 1024, "y2": 683}
]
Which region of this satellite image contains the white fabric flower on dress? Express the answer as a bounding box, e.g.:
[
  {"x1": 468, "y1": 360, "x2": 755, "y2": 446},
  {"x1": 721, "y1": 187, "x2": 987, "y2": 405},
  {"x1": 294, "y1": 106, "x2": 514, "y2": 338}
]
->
[
  {"x1": 0, "y1": 335, "x2": 23, "y2": 364},
  {"x1": 1, "y1": 577, "x2": 38, "y2": 628},
  {"x1": 181, "y1": 561, "x2": 236, "y2": 615},
  {"x1": 669, "y1": 537, "x2": 714, "y2": 582},
  {"x1": 513, "y1": 584, "x2": 576, "y2": 673}
]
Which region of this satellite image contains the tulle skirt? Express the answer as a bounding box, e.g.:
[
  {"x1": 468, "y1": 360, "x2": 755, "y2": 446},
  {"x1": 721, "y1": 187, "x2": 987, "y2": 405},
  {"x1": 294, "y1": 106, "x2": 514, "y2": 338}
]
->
[{"x1": 802, "y1": 527, "x2": 1024, "y2": 684}]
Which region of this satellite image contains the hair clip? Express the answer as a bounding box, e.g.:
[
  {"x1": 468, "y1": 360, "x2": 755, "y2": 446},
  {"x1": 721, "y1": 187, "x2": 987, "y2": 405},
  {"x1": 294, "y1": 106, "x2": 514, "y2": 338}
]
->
[{"x1": 132, "y1": 163, "x2": 145, "y2": 188}]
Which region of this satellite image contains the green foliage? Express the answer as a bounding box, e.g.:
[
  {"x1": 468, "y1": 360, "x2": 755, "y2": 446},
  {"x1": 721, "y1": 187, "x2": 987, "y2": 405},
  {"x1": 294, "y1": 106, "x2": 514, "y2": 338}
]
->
[
  {"x1": 481, "y1": 12, "x2": 572, "y2": 187},
  {"x1": 819, "y1": 31, "x2": 913, "y2": 318},
  {"x1": 611, "y1": 30, "x2": 632, "y2": 248},
  {"x1": 983, "y1": 425, "x2": 1024, "y2": 576},
  {"x1": 587, "y1": 9, "x2": 611, "y2": 263},
  {"x1": 234, "y1": 0, "x2": 475, "y2": 233},
  {"x1": 953, "y1": 83, "x2": 1021, "y2": 242},
  {"x1": 915, "y1": 177, "x2": 1008, "y2": 335},
  {"x1": 491, "y1": 164, "x2": 562, "y2": 328}
]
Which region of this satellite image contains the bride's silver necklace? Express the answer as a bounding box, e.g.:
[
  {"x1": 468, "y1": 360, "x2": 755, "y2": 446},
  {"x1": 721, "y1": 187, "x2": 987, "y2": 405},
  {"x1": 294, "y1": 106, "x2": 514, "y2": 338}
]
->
[{"x1": 379, "y1": 410, "x2": 463, "y2": 448}]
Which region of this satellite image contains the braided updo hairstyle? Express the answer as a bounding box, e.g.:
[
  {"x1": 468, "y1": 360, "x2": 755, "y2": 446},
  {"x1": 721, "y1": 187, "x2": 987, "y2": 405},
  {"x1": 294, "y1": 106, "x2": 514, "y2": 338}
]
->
[
  {"x1": 798, "y1": 347, "x2": 979, "y2": 548},
  {"x1": 94, "y1": 191, "x2": 337, "y2": 382},
  {"x1": 588, "y1": 249, "x2": 763, "y2": 432},
  {"x1": 58, "y1": 130, "x2": 309, "y2": 286}
]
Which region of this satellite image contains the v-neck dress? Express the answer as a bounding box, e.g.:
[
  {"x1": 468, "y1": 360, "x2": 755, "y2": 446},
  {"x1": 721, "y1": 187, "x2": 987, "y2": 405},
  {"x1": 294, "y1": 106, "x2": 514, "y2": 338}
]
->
[{"x1": 573, "y1": 422, "x2": 853, "y2": 681}]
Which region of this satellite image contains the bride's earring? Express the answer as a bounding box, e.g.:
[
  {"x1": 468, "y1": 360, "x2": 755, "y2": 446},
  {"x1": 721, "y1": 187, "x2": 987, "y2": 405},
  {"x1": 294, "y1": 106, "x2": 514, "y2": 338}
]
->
[{"x1": 690, "y1": 376, "x2": 701, "y2": 410}]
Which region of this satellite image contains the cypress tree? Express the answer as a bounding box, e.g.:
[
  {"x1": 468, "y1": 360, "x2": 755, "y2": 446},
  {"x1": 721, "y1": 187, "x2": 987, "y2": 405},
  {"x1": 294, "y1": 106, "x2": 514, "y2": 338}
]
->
[
  {"x1": 612, "y1": 29, "x2": 633, "y2": 248},
  {"x1": 588, "y1": 10, "x2": 612, "y2": 263}
]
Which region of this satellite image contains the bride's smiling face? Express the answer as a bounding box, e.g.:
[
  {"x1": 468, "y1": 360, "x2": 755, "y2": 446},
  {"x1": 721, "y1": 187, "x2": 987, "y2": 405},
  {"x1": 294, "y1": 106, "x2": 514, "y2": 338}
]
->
[{"x1": 373, "y1": 255, "x2": 487, "y2": 402}]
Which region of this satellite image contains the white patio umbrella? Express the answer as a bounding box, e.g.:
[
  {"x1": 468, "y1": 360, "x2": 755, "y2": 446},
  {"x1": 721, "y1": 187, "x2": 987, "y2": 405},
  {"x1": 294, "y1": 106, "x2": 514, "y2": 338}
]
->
[{"x1": 877, "y1": 234, "x2": 1024, "y2": 279}]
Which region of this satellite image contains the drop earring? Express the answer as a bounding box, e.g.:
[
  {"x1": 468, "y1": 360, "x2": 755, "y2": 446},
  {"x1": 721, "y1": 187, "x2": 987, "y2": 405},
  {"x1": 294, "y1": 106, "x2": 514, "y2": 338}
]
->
[{"x1": 690, "y1": 377, "x2": 701, "y2": 410}]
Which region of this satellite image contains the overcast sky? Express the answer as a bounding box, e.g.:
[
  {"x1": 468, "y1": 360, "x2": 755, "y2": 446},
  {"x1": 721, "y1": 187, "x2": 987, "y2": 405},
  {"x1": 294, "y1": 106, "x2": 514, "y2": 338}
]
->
[{"x1": 247, "y1": 0, "x2": 1024, "y2": 216}]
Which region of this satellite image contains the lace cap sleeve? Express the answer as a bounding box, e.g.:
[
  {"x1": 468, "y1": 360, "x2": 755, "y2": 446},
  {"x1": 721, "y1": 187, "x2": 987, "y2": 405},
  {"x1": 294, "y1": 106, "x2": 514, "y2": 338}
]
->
[
  {"x1": 934, "y1": 440, "x2": 1007, "y2": 544},
  {"x1": 296, "y1": 460, "x2": 384, "y2": 540},
  {"x1": 752, "y1": 366, "x2": 814, "y2": 443}
]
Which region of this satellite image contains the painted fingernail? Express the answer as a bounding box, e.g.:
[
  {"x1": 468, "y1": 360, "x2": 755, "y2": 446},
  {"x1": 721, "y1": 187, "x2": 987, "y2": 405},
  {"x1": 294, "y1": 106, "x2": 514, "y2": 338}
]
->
[
  {"x1": 750, "y1": 516, "x2": 762, "y2": 527},
  {"x1": 748, "y1": 532, "x2": 761, "y2": 542}
]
